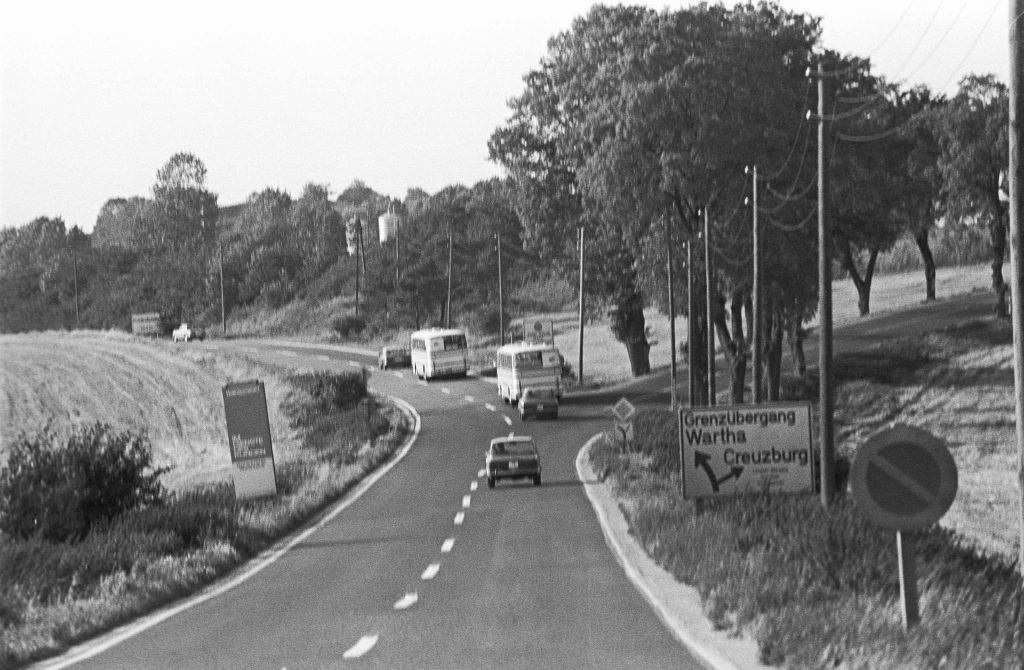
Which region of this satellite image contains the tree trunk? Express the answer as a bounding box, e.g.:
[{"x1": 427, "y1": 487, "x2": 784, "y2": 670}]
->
[
  {"x1": 991, "y1": 210, "x2": 1008, "y2": 317},
  {"x1": 626, "y1": 338, "x2": 651, "y2": 377},
  {"x1": 914, "y1": 225, "x2": 936, "y2": 301},
  {"x1": 765, "y1": 309, "x2": 784, "y2": 401},
  {"x1": 840, "y1": 240, "x2": 878, "y2": 316},
  {"x1": 788, "y1": 319, "x2": 806, "y2": 377},
  {"x1": 611, "y1": 287, "x2": 651, "y2": 377}
]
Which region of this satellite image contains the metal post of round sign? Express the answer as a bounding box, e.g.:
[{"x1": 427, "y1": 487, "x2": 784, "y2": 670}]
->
[{"x1": 850, "y1": 424, "x2": 958, "y2": 630}]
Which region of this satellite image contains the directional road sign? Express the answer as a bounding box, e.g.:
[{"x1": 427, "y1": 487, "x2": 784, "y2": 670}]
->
[
  {"x1": 223, "y1": 380, "x2": 278, "y2": 500},
  {"x1": 850, "y1": 424, "x2": 957, "y2": 531},
  {"x1": 680, "y1": 403, "x2": 813, "y2": 499}
]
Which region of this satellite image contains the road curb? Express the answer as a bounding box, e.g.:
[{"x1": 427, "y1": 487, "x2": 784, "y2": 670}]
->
[{"x1": 575, "y1": 435, "x2": 767, "y2": 670}]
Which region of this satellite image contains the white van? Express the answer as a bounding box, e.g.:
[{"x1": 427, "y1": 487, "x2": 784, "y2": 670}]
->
[
  {"x1": 410, "y1": 328, "x2": 469, "y2": 380},
  {"x1": 495, "y1": 341, "x2": 562, "y2": 404}
]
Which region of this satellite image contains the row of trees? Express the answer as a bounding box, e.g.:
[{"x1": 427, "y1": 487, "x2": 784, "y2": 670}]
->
[
  {"x1": 488, "y1": 2, "x2": 1009, "y2": 401},
  {"x1": 0, "y1": 153, "x2": 542, "y2": 337}
]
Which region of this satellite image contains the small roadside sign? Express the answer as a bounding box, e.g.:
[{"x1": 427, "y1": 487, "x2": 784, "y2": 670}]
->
[
  {"x1": 614, "y1": 420, "x2": 634, "y2": 452},
  {"x1": 680, "y1": 402, "x2": 813, "y2": 499},
  {"x1": 850, "y1": 424, "x2": 957, "y2": 531},
  {"x1": 850, "y1": 424, "x2": 958, "y2": 631},
  {"x1": 611, "y1": 397, "x2": 637, "y2": 423},
  {"x1": 222, "y1": 380, "x2": 278, "y2": 500}
]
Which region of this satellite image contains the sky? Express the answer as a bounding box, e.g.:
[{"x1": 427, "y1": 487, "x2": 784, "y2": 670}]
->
[{"x1": 0, "y1": 1, "x2": 1012, "y2": 233}]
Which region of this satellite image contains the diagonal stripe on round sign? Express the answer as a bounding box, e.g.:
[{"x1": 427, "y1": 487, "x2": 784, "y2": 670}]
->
[{"x1": 850, "y1": 424, "x2": 957, "y2": 531}]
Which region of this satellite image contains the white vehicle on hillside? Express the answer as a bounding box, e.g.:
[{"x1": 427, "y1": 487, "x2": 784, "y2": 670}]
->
[
  {"x1": 172, "y1": 322, "x2": 203, "y2": 342},
  {"x1": 496, "y1": 341, "x2": 562, "y2": 404},
  {"x1": 410, "y1": 328, "x2": 468, "y2": 380}
]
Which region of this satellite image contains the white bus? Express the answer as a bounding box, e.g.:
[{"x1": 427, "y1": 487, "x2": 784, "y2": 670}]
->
[
  {"x1": 496, "y1": 341, "x2": 562, "y2": 404},
  {"x1": 410, "y1": 328, "x2": 469, "y2": 380}
]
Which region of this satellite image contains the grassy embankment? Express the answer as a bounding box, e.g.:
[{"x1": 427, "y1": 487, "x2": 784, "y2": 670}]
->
[
  {"x1": 588, "y1": 264, "x2": 1022, "y2": 669},
  {"x1": 0, "y1": 332, "x2": 410, "y2": 669}
]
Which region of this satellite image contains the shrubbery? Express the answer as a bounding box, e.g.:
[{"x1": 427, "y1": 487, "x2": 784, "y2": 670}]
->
[
  {"x1": 332, "y1": 314, "x2": 366, "y2": 339},
  {"x1": 286, "y1": 371, "x2": 367, "y2": 417},
  {"x1": 0, "y1": 423, "x2": 167, "y2": 543}
]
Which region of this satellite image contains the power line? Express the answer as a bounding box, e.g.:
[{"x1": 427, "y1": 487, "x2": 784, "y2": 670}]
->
[
  {"x1": 900, "y1": 2, "x2": 969, "y2": 84},
  {"x1": 936, "y1": 0, "x2": 1003, "y2": 94},
  {"x1": 888, "y1": 0, "x2": 946, "y2": 81},
  {"x1": 766, "y1": 205, "x2": 816, "y2": 232},
  {"x1": 760, "y1": 79, "x2": 814, "y2": 181}
]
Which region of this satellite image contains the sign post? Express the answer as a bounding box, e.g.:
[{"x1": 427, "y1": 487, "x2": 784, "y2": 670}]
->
[
  {"x1": 850, "y1": 424, "x2": 958, "y2": 630},
  {"x1": 222, "y1": 380, "x2": 278, "y2": 500},
  {"x1": 679, "y1": 403, "x2": 814, "y2": 499},
  {"x1": 611, "y1": 397, "x2": 637, "y2": 454}
]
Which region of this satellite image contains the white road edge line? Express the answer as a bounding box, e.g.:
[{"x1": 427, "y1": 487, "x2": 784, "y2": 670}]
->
[
  {"x1": 342, "y1": 634, "x2": 379, "y2": 659},
  {"x1": 393, "y1": 592, "x2": 418, "y2": 610},
  {"x1": 454, "y1": 511, "x2": 465, "y2": 525},
  {"x1": 503, "y1": 416, "x2": 513, "y2": 426},
  {"x1": 462, "y1": 495, "x2": 471, "y2": 508},
  {"x1": 441, "y1": 538, "x2": 455, "y2": 553},
  {"x1": 35, "y1": 398, "x2": 423, "y2": 670},
  {"x1": 421, "y1": 563, "x2": 441, "y2": 581}
]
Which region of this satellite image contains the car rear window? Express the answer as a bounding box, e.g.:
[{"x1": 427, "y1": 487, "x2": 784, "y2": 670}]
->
[{"x1": 493, "y1": 441, "x2": 536, "y2": 455}]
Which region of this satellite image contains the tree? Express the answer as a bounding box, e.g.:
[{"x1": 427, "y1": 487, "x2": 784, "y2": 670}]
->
[
  {"x1": 290, "y1": 183, "x2": 344, "y2": 281},
  {"x1": 931, "y1": 74, "x2": 1009, "y2": 314},
  {"x1": 150, "y1": 152, "x2": 219, "y2": 251}
]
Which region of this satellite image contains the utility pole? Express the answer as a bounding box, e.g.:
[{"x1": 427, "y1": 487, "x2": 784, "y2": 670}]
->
[
  {"x1": 666, "y1": 214, "x2": 678, "y2": 409},
  {"x1": 72, "y1": 248, "x2": 79, "y2": 328},
  {"x1": 748, "y1": 165, "x2": 763, "y2": 403},
  {"x1": 497, "y1": 232, "x2": 505, "y2": 346},
  {"x1": 395, "y1": 216, "x2": 401, "y2": 292},
  {"x1": 446, "y1": 227, "x2": 453, "y2": 328},
  {"x1": 578, "y1": 226, "x2": 585, "y2": 388},
  {"x1": 687, "y1": 239, "x2": 695, "y2": 406},
  {"x1": 355, "y1": 217, "x2": 361, "y2": 318},
  {"x1": 1005, "y1": 0, "x2": 1023, "y2": 576},
  {"x1": 704, "y1": 207, "x2": 716, "y2": 406},
  {"x1": 219, "y1": 243, "x2": 226, "y2": 335},
  {"x1": 812, "y1": 59, "x2": 836, "y2": 507}
]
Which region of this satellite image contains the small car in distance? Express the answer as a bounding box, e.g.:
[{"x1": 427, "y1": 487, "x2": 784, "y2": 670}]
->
[
  {"x1": 172, "y1": 322, "x2": 204, "y2": 342},
  {"x1": 485, "y1": 435, "x2": 541, "y2": 488},
  {"x1": 378, "y1": 346, "x2": 411, "y2": 370},
  {"x1": 518, "y1": 387, "x2": 559, "y2": 420}
]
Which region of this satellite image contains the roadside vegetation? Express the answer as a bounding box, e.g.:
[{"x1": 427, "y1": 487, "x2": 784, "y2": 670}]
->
[
  {"x1": 0, "y1": 359, "x2": 409, "y2": 670},
  {"x1": 590, "y1": 323, "x2": 1023, "y2": 669}
]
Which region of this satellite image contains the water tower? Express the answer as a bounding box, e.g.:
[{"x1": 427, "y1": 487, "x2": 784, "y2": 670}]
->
[{"x1": 378, "y1": 211, "x2": 400, "y2": 245}]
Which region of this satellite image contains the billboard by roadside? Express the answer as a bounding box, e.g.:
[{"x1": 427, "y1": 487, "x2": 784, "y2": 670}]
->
[
  {"x1": 681, "y1": 403, "x2": 813, "y2": 499},
  {"x1": 222, "y1": 380, "x2": 278, "y2": 500}
]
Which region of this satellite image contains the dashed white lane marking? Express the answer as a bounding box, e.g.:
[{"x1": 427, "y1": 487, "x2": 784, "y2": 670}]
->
[
  {"x1": 342, "y1": 634, "x2": 379, "y2": 659},
  {"x1": 464, "y1": 395, "x2": 475, "y2": 403},
  {"x1": 477, "y1": 469, "x2": 486, "y2": 478},
  {"x1": 418, "y1": 380, "x2": 429, "y2": 387},
  {"x1": 462, "y1": 494, "x2": 471, "y2": 508},
  {"x1": 314, "y1": 354, "x2": 330, "y2": 361},
  {"x1": 470, "y1": 481, "x2": 478, "y2": 492},
  {"x1": 206, "y1": 344, "x2": 219, "y2": 350},
  {"x1": 441, "y1": 538, "x2": 455, "y2": 553},
  {"x1": 347, "y1": 360, "x2": 360, "y2": 367},
  {"x1": 278, "y1": 350, "x2": 298, "y2": 357},
  {"x1": 484, "y1": 403, "x2": 497, "y2": 412},
  {"x1": 393, "y1": 371, "x2": 404, "y2": 378},
  {"x1": 243, "y1": 346, "x2": 258, "y2": 353},
  {"x1": 454, "y1": 511, "x2": 465, "y2": 525},
  {"x1": 441, "y1": 387, "x2": 451, "y2": 395},
  {"x1": 503, "y1": 416, "x2": 513, "y2": 426},
  {"x1": 421, "y1": 563, "x2": 440, "y2": 580},
  {"x1": 393, "y1": 592, "x2": 418, "y2": 610}
]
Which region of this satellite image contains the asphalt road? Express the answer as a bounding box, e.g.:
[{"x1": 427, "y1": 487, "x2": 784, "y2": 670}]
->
[{"x1": 50, "y1": 344, "x2": 704, "y2": 670}]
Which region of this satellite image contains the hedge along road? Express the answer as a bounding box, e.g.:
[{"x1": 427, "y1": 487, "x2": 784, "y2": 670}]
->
[{"x1": 37, "y1": 341, "x2": 704, "y2": 669}]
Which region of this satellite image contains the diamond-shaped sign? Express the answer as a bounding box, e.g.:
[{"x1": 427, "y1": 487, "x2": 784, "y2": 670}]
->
[{"x1": 611, "y1": 397, "x2": 636, "y2": 423}]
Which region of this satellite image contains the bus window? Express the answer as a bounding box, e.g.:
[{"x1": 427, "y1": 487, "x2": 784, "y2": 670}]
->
[
  {"x1": 514, "y1": 351, "x2": 544, "y2": 369},
  {"x1": 444, "y1": 334, "x2": 467, "y2": 350}
]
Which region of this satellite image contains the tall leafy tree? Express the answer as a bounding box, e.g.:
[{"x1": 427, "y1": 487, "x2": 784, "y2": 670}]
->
[
  {"x1": 150, "y1": 152, "x2": 219, "y2": 251},
  {"x1": 931, "y1": 74, "x2": 1009, "y2": 314}
]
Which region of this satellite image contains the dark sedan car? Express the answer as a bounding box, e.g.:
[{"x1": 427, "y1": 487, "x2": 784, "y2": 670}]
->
[
  {"x1": 378, "y1": 346, "x2": 411, "y2": 370},
  {"x1": 518, "y1": 387, "x2": 559, "y2": 420},
  {"x1": 485, "y1": 435, "x2": 542, "y2": 488}
]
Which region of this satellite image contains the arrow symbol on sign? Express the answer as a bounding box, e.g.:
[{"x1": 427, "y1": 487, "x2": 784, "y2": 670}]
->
[{"x1": 694, "y1": 451, "x2": 744, "y2": 493}]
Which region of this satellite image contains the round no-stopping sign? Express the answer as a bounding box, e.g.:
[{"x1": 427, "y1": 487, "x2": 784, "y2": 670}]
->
[{"x1": 850, "y1": 425, "x2": 957, "y2": 531}]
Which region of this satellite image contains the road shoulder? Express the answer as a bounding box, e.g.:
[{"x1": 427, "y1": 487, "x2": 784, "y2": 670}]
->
[{"x1": 575, "y1": 435, "x2": 768, "y2": 670}]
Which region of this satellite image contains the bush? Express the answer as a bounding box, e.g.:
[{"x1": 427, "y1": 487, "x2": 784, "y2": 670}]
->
[
  {"x1": 285, "y1": 371, "x2": 367, "y2": 425},
  {"x1": 332, "y1": 314, "x2": 366, "y2": 339},
  {"x1": 464, "y1": 305, "x2": 504, "y2": 337},
  {"x1": 0, "y1": 423, "x2": 168, "y2": 543}
]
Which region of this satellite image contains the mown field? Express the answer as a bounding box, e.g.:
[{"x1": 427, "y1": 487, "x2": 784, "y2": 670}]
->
[{"x1": 0, "y1": 331, "x2": 297, "y2": 490}]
